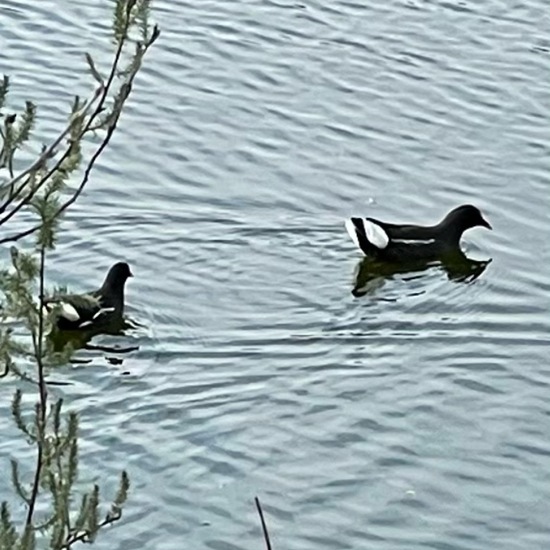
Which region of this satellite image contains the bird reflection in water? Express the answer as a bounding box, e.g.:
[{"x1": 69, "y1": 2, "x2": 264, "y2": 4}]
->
[
  {"x1": 351, "y1": 249, "x2": 492, "y2": 298},
  {"x1": 47, "y1": 316, "x2": 140, "y2": 367}
]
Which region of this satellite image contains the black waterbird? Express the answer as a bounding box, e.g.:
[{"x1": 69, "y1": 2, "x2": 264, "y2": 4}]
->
[
  {"x1": 345, "y1": 204, "x2": 491, "y2": 262},
  {"x1": 44, "y1": 262, "x2": 133, "y2": 331}
]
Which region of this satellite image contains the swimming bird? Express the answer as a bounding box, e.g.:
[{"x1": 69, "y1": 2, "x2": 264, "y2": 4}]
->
[
  {"x1": 44, "y1": 262, "x2": 133, "y2": 331},
  {"x1": 345, "y1": 204, "x2": 491, "y2": 262}
]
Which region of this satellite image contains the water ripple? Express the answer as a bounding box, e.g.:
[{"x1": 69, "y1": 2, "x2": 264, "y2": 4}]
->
[{"x1": 0, "y1": 0, "x2": 549, "y2": 549}]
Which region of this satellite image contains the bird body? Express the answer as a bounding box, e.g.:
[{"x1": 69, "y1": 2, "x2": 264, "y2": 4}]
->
[
  {"x1": 44, "y1": 262, "x2": 132, "y2": 331},
  {"x1": 345, "y1": 205, "x2": 491, "y2": 261}
]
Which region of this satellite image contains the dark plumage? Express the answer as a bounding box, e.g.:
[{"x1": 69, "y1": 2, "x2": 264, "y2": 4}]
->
[
  {"x1": 345, "y1": 204, "x2": 491, "y2": 261},
  {"x1": 44, "y1": 262, "x2": 133, "y2": 331}
]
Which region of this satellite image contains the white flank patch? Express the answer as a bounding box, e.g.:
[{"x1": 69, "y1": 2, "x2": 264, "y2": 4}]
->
[
  {"x1": 59, "y1": 302, "x2": 80, "y2": 322},
  {"x1": 392, "y1": 238, "x2": 435, "y2": 245},
  {"x1": 92, "y1": 307, "x2": 115, "y2": 320},
  {"x1": 363, "y1": 219, "x2": 389, "y2": 249},
  {"x1": 78, "y1": 320, "x2": 93, "y2": 328},
  {"x1": 344, "y1": 219, "x2": 361, "y2": 249}
]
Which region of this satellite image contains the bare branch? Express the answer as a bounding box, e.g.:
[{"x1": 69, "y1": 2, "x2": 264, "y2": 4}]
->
[
  {"x1": 85, "y1": 53, "x2": 105, "y2": 85},
  {"x1": 61, "y1": 511, "x2": 122, "y2": 548},
  {"x1": 0, "y1": 88, "x2": 102, "y2": 215},
  {"x1": 25, "y1": 246, "x2": 48, "y2": 527},
  {"x1": 0, "y1": 25, "x2": 160, "y2": 245},
  {"x1": 255, "y1": 497, "x2": 273, "y2": 550},
  {"x1": 0, "y1": 15, "x2": 159, "y2": 245}
]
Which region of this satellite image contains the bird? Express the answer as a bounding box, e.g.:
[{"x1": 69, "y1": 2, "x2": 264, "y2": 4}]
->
[
  {"x1": 43, "y1": 262, "x2": 133, "y2": 331},
  {"x1": 345, "y1": 204, "x2": 491, "y2": 262}
]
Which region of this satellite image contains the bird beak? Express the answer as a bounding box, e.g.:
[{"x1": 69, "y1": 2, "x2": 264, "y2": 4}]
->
[
  {"x1": 480, "y1": 217, "x2": 492, "y2": 230},
  {"x1": 129, "y1": 270, "x2": 134, "y2": 277}
]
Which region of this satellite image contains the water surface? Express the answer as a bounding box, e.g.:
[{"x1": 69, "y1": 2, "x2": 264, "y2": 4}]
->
[{"x1": 0, "y1": 0, "x2": 549, "y2": 549}]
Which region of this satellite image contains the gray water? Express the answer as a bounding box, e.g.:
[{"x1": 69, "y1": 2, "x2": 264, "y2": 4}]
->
[{"x1": 0, "y1": 0, "x2": 549, "y2": 548}]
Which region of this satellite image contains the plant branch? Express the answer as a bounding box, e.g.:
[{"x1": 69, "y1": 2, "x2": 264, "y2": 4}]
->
[
  {"x1": 61, "y1": 510, "x2": 122, "y2": 548},
  {"x1": 0, "y1": 89, "x2": 101, "y2": 215},
  {"x1": 0, "y1": 12, "x2": 134, "y2": 220},
  {"x1": 0, "y1": 25, "x2": 159, "y2": 246},
  {"x1": 1, "y1": 3, "x2": 157, "y2": 546},
  {"x1": 0, "y1": 362, "x2": 9, "y2": 377},
  {"x1": 56, "y1": 102, "x2": 120, "y2": 218},
  {"x1": 25, "y1": 246, "x2": 48, "y2": 527},
  {"x1": 255, "y1": 497, "x2": 273, "y2": 550}
]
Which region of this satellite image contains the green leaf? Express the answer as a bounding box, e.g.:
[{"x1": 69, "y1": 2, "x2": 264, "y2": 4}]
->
[
  {"x1": 112, "y1": 0, "x2": 128, "y2": 42},
  {"x1": 72, "y1": 493, "x2": 89, "y2": 536},
  {"x1": 14, "y1": 101, "x2": 36, "y2": 147},
  {"x1": 136, "y1": 0, "x2": 151, "y2": 40},
  {"x1": 0, "y1": 74, "x2": 9, "y2": 111},
  {"x1": 85, "y1": 53, "x2": 104, "y2": 85},
  {"x1": 0, "y1": 501, "x2": 18, "y2": 549},
  {"x1": 11, "y1": 389, "x2": 35, "y2": 440},
  {"x1": 10, "y1": 459, "x2": 31, "y2": 504},
  {"x1": 85, "y1": 485, "x2": 100, "y2": 541},
  {"x1": 115, "y1": 470, "x2": 130, "y2": 507},
  {"x1": 16, "y1": 524, "x2": 36, "y2": 550}
]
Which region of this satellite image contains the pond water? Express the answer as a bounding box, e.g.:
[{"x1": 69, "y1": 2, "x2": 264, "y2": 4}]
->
[{"x1": 0, "y1": 0, "x2": 549, "y2": 548}]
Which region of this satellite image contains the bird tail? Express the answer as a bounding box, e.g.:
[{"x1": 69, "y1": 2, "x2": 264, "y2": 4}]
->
[
  {"x1": 345, "y1": 219, "x2": 362, "y2": 250},
  {"x1": 345, "y1": 217, "x2": 389, "y2": 255}
]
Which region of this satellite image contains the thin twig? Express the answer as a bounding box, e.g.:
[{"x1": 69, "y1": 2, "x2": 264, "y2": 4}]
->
[
  {"x1": 25, "y1": 246, "x2": 48, "y2": 526},
  {"x1": 255, "y1": 497, "x2": 273, "y2": 550},
  {"x1": 0, "y1": 224, "x2": 39, "y2": 245},
  {"x1": 61, "y1": 512, "x2": 122, "y2": 548},
  {"x1": 0, "y1": 362, "x2": 9, "y2": 378},
  {"x1": 56, "y1": 109, "x2": 121, "y2": 218},
  {"x1": 56, "y1": 28, "x2": 159, "y2": 217},
  {"x1": 0, "y1": 118, "x2": 115, "y2": 245},
  {"x1": 37, "y1": 246, "x2": 47, "y2": 400},
  {"x1": 0, "y1": 7, "x2": 131, "y2": 226},
  {"x1": 0, "y1": 26, "x2": 159, "y2": 246},
  {"x1": 0, "y1": 89, "x2": 102, "y2": 215}
]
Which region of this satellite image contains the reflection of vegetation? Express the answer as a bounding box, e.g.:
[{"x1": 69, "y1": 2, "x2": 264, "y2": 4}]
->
[
  {"x1": 352, "y1": 250, "x2": 492, "y2": 297},
  {"x1": 0, "y1": 1, "x2": 158, "y2": 547}
]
